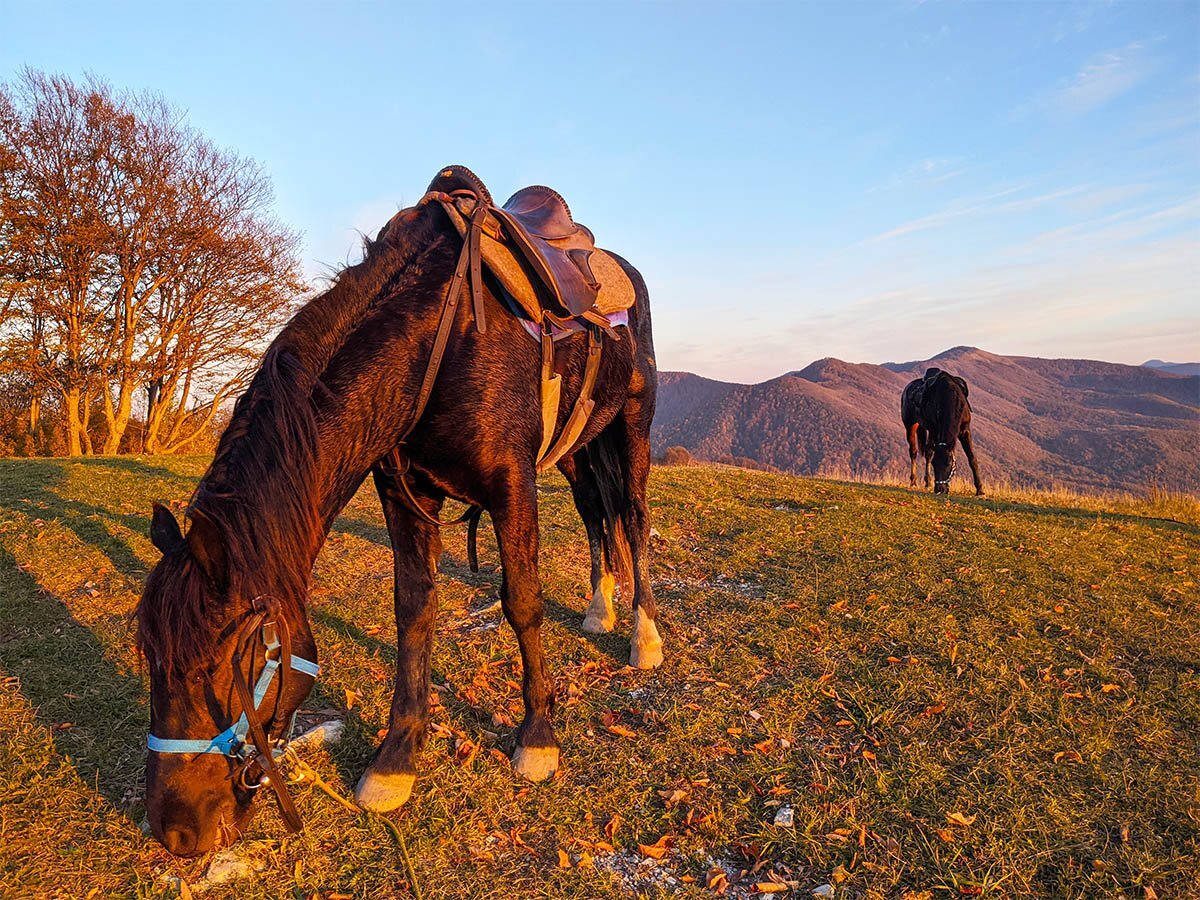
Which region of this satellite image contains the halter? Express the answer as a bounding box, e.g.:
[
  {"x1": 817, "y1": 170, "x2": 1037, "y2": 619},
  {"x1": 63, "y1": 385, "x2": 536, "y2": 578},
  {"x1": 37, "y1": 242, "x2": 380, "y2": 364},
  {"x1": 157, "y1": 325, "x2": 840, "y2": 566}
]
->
[
  {"x1": 933, "y1": 441, "x2": 957, "y2": 487},
  {"x1": 147, "y1": 605, "x2": 320, "y2": 832}
]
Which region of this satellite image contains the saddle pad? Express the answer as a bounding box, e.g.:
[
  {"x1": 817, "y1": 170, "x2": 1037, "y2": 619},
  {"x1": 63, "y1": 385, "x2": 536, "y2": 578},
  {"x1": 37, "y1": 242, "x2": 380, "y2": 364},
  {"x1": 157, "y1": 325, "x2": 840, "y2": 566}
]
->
[{"x1": 520, "y1": 308, "x2": 629, "y2": 343}]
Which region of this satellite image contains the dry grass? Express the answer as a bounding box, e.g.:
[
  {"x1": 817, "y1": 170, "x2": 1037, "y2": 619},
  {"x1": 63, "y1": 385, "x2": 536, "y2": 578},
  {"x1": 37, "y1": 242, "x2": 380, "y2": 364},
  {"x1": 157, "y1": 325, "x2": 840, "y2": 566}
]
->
[{"x1": 1, "y1": 456, "x2": 1197, "y2": 898}]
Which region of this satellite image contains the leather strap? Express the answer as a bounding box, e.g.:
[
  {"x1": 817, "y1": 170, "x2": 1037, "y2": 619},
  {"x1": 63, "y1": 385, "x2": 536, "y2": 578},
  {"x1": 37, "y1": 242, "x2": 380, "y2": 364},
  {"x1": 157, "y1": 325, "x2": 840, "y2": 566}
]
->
[
  {"x1": 466, "y1": 506, "x2": 483, "y2": 573},
  {"x1": 230, "y1": 615, "x2": 303, "y2": 832},
  {"x1": 538, "y1": 324, "x2": 603, "y2": 471}
]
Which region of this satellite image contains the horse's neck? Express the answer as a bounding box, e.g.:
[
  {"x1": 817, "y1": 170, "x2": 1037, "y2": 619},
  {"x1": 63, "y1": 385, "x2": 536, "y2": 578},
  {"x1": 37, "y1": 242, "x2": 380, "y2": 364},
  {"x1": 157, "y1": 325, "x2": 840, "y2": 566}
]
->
[{"x1": 308, "y1": 316, "x2": 437, "y2": 537}]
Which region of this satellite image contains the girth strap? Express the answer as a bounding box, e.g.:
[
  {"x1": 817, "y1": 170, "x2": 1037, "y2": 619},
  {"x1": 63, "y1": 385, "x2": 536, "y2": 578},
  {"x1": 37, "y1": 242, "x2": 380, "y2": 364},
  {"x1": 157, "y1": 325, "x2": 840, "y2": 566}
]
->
[{"x1": 537, "y1": 323, "x2": 604, "y2": 472}]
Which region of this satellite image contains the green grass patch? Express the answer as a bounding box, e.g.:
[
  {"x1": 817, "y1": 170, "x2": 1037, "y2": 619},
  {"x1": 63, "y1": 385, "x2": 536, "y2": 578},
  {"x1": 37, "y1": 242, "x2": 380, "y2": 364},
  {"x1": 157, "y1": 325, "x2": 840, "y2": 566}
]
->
[{"x1": 0, "y1": 457, "x2": 1196, "y2": 897}]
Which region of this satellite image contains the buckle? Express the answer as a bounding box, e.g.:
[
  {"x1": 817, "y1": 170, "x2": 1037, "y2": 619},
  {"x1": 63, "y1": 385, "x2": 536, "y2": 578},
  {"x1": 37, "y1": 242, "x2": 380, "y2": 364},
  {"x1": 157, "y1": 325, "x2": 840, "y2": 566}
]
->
[{"x1": 261, "y1": 621, "x2": 279, "y2": 653}]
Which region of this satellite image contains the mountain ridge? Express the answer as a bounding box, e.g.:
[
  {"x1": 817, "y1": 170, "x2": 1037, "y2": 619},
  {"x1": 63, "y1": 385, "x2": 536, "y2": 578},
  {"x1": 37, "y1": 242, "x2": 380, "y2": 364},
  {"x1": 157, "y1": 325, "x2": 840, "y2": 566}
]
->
[{"x1": 653, "y1": 347, "x2": 1199, "y2": 494}]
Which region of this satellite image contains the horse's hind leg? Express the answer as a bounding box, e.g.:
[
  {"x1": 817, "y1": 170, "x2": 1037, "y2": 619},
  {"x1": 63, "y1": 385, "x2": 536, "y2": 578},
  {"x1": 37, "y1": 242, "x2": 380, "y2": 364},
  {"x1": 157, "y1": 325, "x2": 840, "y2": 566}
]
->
[
  {"x1": 961, "y1": 427, "x2": 984, "y2": 496},
  {"x1": 355, "y1": 465, "x2": 442, "y2": 813},
  {"x1": 600, "y1": 396, "x2": 663, "y2": 669},
  {"x1": 490, "y1": 465, "x2": 559, "y2": 781},
  {"x1": 906, "y1": 423, "x2": 920, "y2": 487},
  {"x1": 921, "y1": 428, "x2": 933, "y2": 489},
  {"x1": 559, "y1": 451, "x2": 617, "y2": 633}
]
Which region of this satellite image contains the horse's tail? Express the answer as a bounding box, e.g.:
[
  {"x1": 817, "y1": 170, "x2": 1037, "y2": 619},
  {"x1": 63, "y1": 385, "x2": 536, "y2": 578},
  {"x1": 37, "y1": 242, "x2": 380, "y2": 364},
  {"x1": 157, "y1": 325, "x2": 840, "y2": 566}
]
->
[{"x1": 584, "y1": 423, "x2": 635, "y2": 598}]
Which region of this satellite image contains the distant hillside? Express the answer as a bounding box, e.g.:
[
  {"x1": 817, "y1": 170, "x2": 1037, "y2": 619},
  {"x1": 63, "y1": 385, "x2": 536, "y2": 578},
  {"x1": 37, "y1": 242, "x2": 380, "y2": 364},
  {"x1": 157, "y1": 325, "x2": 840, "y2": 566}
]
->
[
  {"x1": 654, "y1": 347, "x2": 1200, "y2": 494},
  {"x1": 1144, "y1": 359, "x2": 1200, "y2": 377}
]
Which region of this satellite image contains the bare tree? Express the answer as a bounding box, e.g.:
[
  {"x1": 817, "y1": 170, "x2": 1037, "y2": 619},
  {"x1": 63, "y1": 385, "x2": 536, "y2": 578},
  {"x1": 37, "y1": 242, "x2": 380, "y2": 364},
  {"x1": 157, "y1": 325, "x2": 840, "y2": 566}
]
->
[{"x1": 0, "y1": 70, "x2": 304, "y2": 456}]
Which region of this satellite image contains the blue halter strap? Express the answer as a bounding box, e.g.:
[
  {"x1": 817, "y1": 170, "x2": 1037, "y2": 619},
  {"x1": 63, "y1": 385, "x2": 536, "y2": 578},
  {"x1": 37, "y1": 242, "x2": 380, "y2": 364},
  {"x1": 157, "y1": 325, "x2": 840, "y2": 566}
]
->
[{"x1": 147, "y1": 627, "x2": 319, "y2": 757}]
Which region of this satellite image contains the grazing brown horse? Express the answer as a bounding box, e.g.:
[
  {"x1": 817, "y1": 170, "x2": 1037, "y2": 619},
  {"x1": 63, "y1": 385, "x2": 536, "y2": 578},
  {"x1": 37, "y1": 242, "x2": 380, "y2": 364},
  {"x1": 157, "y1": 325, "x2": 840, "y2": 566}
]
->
[
  {"x1": 901, "y1": 367, "x2": 984, "y2": 495},
  {"x1": 136, "y1": 167, "x2": 661, "y2": 856}
]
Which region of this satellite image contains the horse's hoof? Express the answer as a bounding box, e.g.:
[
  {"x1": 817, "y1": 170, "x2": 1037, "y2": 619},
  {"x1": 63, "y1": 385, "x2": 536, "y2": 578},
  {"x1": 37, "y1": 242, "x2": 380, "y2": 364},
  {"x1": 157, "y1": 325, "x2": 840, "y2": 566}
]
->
[
  {"x1": 581, "y1": 612, "x2": 615, "y2": 634},
  {"x1": 629, "y1": 608, "x2": 664, "y2": 669},
  {"x1": 354, "y1": 770, "x2": 415, "y2": 812},
  {"x1": 581, "y1": 574, "x2": 616, "y2": 633},
  {"x1": 512, "y1": 745, "x2": 559, "y2": 782}
]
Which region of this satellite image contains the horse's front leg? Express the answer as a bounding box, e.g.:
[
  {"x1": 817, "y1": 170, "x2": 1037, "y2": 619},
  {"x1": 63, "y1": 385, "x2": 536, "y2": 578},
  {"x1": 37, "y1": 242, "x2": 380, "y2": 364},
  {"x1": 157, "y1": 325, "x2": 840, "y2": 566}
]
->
[
  {"x1": 354, "y1": 465, "x2": 442, "y2": 812},
  {"x1": 491, "y1": 465, "x2": 559, "y2": 781},
  {"x1": 961, "y1": 427, "x2": 984, "y2": 496}
]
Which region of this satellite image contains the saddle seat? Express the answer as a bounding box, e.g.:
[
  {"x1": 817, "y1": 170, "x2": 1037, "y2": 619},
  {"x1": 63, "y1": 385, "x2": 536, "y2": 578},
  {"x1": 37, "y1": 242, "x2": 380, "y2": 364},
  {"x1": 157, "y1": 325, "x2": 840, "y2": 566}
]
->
[{"x1": 425, "y1": 165, "x2": 635, "y2": 323}]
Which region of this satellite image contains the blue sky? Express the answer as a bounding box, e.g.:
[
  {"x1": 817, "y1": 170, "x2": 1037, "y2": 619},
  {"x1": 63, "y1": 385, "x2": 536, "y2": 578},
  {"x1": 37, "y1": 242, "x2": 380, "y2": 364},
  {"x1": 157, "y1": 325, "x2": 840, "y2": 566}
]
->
[{"x1": 3, "y1": 0, "x2": 1197, "y2": 382}]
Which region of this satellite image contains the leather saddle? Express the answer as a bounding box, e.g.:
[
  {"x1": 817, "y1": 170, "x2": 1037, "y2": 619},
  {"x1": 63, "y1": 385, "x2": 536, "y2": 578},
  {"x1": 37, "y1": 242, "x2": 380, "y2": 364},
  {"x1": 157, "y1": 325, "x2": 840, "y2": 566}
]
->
[{"x1": 423, "y1": 165, "x2": 634, "y2": 327}]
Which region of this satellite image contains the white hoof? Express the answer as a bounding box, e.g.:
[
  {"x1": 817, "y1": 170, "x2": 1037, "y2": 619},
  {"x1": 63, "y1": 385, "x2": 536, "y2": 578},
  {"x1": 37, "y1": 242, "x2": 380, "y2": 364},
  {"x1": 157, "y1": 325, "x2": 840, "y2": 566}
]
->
[
  {"x1": 629, "y1": 607, "x2": 664, "y2": 669},
  {"x1": 354, "y1": 770, "x2": 415, "y2": 812},
  {"x1": 581, "y1": 573, "x2": 617, "y2": 633},
  {"x1": 511, "y1": 745, "x2": 559, "y2": 782}
]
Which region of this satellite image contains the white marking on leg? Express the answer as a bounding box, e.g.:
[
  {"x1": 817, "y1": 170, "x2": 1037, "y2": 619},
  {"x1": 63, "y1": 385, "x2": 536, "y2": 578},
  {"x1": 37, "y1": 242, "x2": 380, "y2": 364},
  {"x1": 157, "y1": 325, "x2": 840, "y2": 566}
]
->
[
  {"x1": 354, "y1": 769, "x2": 415, "y2": 812},
  {"x1": 581, "y1": 572, "x2": 617, "y2": 633},
  {"x1": 629, "y1": 605, "x2": 663, "y2": 669},
  {"x1": 511, "y1": 745, "x2": 559, "y2": 782}
]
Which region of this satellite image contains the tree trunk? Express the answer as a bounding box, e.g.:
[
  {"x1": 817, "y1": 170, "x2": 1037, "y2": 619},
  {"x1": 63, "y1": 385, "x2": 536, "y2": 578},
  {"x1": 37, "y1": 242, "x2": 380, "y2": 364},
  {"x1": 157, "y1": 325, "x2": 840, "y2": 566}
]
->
[
  {"x1": 64, "y1": 386, "x2": 83, "y2": 456},
  {"x1": 102, "y1": 378, "x2": 134, "y2": 454}
]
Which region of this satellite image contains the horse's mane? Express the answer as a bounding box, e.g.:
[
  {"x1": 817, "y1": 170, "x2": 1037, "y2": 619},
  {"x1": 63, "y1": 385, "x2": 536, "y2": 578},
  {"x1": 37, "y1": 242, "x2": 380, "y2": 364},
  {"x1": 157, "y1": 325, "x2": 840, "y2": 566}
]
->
[{"x1": 137, "y1": 204, "x2": 455, "y2": 676}]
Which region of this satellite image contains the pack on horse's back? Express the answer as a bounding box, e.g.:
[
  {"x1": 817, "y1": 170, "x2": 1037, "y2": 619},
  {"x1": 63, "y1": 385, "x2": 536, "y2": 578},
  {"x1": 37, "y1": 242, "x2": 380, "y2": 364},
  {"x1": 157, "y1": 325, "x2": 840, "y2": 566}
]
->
[{"x1": 136, "y1": 165, "x2": 661, "y2": 856}]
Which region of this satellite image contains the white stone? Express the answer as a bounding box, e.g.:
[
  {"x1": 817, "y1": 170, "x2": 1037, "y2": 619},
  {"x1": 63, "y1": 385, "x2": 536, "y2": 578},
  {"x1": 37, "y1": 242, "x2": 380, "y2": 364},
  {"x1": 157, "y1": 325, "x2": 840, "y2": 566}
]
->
[
  {"x1": 289, "y1": 719, "x2": 344, "y2": 750},
  {"x1": 201, "y1": 849, "x2": 262, "y2": 886},
  {"x1": 773, "y1": 805, "x2": 794, "y2": 827}
]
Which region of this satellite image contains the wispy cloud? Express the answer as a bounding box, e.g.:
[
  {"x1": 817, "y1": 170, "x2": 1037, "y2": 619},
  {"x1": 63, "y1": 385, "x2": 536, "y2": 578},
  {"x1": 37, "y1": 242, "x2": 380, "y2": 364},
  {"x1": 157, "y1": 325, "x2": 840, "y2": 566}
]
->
[
  {"x1": 863, "y1": 183, "x2": 1091, "y2": 243},
  {"x1": 1022, "y1": 42, "x2": 1155, "y2": 118}
]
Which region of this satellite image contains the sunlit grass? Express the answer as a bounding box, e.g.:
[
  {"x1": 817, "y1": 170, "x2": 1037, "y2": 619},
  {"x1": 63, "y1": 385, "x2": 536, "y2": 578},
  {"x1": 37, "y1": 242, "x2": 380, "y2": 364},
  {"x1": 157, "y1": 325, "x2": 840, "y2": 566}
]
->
[{"x1": 1, "y1": 457, "x2": 1196, "y2": 897}]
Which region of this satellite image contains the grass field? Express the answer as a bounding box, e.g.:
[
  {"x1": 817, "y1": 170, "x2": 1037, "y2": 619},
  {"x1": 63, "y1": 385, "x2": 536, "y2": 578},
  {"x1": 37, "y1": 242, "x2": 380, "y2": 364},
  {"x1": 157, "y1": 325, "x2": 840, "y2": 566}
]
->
[{"x1": 0, "y1": 456, "x2": 1196, "y2": 899}]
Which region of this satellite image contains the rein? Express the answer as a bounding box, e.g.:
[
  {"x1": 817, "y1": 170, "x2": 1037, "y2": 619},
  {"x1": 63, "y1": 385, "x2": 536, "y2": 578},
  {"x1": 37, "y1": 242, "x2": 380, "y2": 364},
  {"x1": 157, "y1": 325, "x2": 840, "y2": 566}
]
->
[{"x1": 147, "y1": 604, "x2": 320, "y2": 833}]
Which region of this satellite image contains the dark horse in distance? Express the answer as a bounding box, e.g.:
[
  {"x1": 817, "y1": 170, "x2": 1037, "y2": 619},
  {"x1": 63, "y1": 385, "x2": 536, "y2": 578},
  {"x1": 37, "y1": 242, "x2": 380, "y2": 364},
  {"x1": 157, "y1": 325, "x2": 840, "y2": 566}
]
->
[
  {"x1": 901, "y1": 367, "x2": 984, "y2": 495},
  {"x1": 136, "y1": 166, "x2": 661, "y2": 856}
]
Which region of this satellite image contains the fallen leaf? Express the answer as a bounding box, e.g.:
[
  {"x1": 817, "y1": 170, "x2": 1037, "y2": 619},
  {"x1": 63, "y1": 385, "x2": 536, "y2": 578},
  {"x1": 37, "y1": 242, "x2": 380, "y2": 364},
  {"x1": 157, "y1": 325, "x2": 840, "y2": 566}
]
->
[
  {"x1": 607, "y1": 724, "x2": 636, "y2": 739},
  {"x1": 344, "y1": 688, "x2": 361, "y2": 709},
  {"x1": 754, "y1": 883, "x2": 790, "y2": 893},
  {"x1": 603, "y1": 814, "x2": 621, "y2": 843},
  {"x1": 638, "y1": 834, "x2": 673, "y2": 859},
  {"x1": 656, "y1": 788, "x2": 688, "y2": 807},
  {"x1": 946, "y1": 812, "x2": 976, "y2": 827},
  {"x1": 556, "y1": 848, "x2": 571, "y2": 869}
]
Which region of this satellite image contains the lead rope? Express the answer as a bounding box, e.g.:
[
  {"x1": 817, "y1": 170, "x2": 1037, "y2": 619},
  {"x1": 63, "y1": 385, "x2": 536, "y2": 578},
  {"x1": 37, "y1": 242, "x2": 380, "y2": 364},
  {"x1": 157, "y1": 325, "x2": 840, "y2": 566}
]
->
[{"x1": 283, "y1": 755, "x2": 422, "y2": 899}]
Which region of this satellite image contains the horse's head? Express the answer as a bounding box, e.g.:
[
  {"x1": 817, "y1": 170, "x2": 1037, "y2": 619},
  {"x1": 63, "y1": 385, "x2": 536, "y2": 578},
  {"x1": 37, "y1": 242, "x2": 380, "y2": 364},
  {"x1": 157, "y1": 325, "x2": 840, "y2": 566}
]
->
[
  {"x1": 931, "y1": 440, "x2": 957, "y2": 494},
  {"x1": 138, "y1": 504, "x2": 317, "y2": 857}
]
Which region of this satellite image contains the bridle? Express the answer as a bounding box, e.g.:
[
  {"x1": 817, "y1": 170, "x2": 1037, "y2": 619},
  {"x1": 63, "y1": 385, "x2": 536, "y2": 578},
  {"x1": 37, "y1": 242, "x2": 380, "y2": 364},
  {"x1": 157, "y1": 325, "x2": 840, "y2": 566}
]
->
[
  {"x1": 933, "y1": 441, "x2": 957, "y2": 488},
  {"x1": 146, "y1": 601, "x2": 320, "y2": 832}
]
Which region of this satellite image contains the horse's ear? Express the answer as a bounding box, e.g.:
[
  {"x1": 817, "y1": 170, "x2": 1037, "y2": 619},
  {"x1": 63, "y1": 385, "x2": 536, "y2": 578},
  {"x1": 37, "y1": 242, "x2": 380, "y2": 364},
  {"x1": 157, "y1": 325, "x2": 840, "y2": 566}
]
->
[
  {"x1": 150, "y1": 503, "x2": 184, "y2": 555},
  {"x1": 187, "y1": 509, "x2": 228, "y2": 589}
]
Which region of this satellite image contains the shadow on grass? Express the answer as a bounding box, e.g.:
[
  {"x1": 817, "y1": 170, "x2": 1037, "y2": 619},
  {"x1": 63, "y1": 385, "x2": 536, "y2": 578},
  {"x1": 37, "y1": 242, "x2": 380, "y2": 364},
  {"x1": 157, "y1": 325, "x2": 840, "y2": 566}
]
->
[
  {"x1": 0, "y1": 545, "x2": 146, "y2": 823},
  {"x1": 0, "y1": 457, "x2": 198, "y2": 579}
]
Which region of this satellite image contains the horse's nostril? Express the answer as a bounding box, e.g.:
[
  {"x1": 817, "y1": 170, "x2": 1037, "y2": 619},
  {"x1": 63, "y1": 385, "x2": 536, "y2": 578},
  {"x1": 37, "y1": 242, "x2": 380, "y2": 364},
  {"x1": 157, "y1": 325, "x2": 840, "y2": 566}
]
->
[{"x1": 162, "y1": 825, "x2": 200, "y2": 857}]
